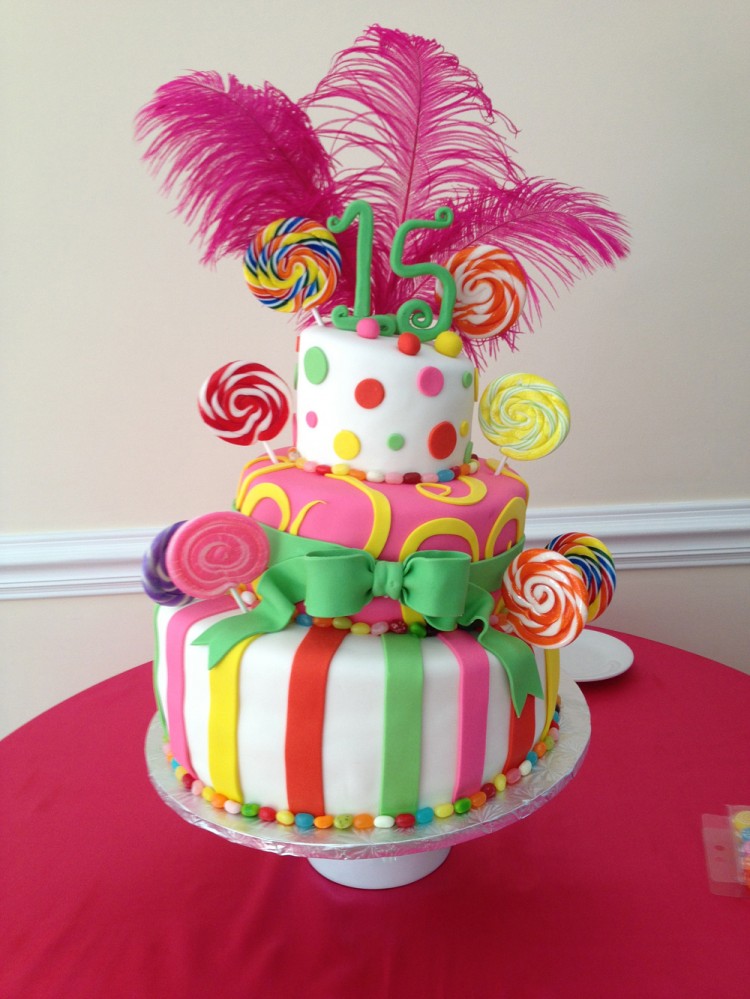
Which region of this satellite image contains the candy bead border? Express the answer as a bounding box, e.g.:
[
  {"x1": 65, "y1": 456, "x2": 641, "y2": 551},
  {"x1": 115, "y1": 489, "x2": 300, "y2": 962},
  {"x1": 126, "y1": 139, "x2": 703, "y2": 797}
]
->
[{"x1": 161, "y1": 701, "x2": 562, "y2": 834}]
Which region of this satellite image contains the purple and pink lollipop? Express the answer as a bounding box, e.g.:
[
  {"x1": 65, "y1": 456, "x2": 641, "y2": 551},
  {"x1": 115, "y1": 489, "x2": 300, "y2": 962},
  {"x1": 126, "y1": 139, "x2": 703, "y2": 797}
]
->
[
  {"x1": 141, "y1": 522, "x2": 193, "y2": 606},
  {"x1": 165, "y1": 511, "x2": 270, "y2": 605}
]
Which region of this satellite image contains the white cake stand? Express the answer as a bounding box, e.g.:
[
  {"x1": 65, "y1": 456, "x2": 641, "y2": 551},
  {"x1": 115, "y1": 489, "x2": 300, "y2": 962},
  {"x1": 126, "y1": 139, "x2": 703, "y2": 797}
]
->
[{"x1": 146, "y1": 673, "x2": 590, "y2": 889}]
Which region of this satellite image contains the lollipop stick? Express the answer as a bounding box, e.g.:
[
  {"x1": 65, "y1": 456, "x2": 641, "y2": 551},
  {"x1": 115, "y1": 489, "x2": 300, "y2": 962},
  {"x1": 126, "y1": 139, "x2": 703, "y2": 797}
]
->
[
  {"x1": 262, "y1": 441, "x2": 278, "y2": 464},
  {"x1": 312, "y1": 307, "x2": 324, "y2": 326},
  {"x1": 494, "y1": 455, "x2": 508, "y2": 476},
  {"x1": 229, "y1": 587, "x2": 249, "y2": 613}
]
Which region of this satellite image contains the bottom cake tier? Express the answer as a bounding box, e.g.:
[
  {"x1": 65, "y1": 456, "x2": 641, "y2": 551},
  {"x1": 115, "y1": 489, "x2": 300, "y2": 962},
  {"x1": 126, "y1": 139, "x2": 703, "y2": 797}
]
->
[{"x1": 154, "y1": 598, "x2": 561, "y2": 827}]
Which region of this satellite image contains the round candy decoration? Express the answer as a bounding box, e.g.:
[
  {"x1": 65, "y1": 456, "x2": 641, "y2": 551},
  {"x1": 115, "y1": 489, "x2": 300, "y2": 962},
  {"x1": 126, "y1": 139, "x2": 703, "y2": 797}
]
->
[
  {"x1": 165, "y1": 511, "x2": 270, "y2": 601},
  {"x1": 479, "y1": 373, "x2": 570, "y2": 469},
  {"x1": 498, "y1": 548, "x2": 588, "y2": 648},
  {"x1": 439, "y1": 245, "x2": 527, "y2": 339},
  {"x1": 141, "y1": 521, "x2": 193, "y2": 606},
  {"x1": 243, "y1": 217, "x2": 341, "y2": 313},
  {"x1": 545, "y1": 533, "x2": 616, "y2": 621},
  {"x1": 199, "y1": 361, "x2": 291, "y2": 447}
]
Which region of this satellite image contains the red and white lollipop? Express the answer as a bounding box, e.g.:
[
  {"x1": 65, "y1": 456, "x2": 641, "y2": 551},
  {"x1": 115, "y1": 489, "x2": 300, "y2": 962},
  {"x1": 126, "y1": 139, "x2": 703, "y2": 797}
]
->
[
  {"x1": 165, "y1": 511, "x2": 270, "y2": 611},
  {"x1": 199, "y1": 361, "x2": 291, "y2": 462},
  {"x1": 442, "y1": 244, "x2": 527, "y2": 339},
  {"x1": 498, "y1": 548, "x2": 588, "y2": 648}
]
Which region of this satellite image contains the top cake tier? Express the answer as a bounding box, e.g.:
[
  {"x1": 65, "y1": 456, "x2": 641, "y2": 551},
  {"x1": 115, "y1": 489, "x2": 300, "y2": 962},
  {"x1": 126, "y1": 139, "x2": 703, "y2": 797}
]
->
[{"x1": 295, "y1": 324, "x2": 476, "y2": 478}]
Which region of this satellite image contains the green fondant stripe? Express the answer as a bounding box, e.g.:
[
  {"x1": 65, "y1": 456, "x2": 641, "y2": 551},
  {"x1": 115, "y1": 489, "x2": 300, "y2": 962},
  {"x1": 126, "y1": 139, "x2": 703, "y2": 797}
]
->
[
  {"x1": 380, "y1": 633, "x2": 423, "y2": 815},
  {"x1": 153, "y1": 606, "x2": 167, "y2": 737}
]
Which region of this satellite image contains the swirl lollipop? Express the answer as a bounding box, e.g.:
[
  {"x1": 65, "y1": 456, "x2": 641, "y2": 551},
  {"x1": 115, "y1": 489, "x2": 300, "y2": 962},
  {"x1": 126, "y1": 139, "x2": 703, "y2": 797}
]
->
[
  {"x1": 440, "y1": 245, "x2": 527, "y2": 339},
  {"x1": 243, "y1": 217, "x2": 341, "y2": 320},
  {"x1": 165, "y1": 511, "x2": 270, "y2": 610},
  {"x1": 141, "y1": 521, "x2": 193, "y2": 607},
  {"x1": 546, "y1": 533, "x2": 616, "y2": 621},
  {"x1": 479, "y1": 372, "x2": 570, "y2": 475},
  {"x1": 498, "y1": 549, "x2": 588, "y2": 648},
  {"x1": 199, "y1": 361, "x2": 291, "y2": 462}
]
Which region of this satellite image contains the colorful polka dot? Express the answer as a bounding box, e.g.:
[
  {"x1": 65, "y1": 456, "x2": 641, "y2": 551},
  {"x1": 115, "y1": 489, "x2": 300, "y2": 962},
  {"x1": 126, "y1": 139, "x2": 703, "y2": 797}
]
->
[
  {"x1": 303, "y1": 346, "x2": 328, "y2": 385},
  {"x1": 428, "y1": 421, "x2": 457, "y2": 460},
  {"x1": 459, "y1": 420, "x2": 469, "y2": 437},
  {"x1": 462, "y1": 371, "x2": 473, "y2": 389},
  {"x1": 354, "y1": 378, "x2": 385, "y2": 409},
  {"x1": 333, "y1": 429, "x2": 361, "y2": 461},
  {"x1": 387, "y1": 433, "x2": 405, "y2": 451},
  {"x1": 417, "y1": 366, "x2": 444, "y2": 397},
  {"x1": 305, "y1": 411, "x2": 318, "y2": 428}
]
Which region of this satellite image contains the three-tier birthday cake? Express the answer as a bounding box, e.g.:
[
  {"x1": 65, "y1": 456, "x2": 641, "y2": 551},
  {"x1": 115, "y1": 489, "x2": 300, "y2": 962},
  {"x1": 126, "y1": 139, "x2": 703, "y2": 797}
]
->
[{"x1": 137, "y1": 26, "x2": 627, "y2": 833}]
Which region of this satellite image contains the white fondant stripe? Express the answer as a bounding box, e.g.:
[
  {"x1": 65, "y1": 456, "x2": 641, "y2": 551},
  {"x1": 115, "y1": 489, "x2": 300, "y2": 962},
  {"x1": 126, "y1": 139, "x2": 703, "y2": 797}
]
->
[{"x1": 2, "y1": 500, "x2": 746, "y2": 600}]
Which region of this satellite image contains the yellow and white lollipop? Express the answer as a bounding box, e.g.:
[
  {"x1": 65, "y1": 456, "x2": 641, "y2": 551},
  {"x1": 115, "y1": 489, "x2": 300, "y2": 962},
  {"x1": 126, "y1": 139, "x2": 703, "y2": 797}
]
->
[{"x1": 479, "y1": 373, "x2": 570, "y2": 474}]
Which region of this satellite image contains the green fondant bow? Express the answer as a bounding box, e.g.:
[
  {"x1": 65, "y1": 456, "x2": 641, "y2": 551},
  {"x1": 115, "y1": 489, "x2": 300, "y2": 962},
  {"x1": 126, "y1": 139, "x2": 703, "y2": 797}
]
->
[{"x1": 193, "y1": 526, "x2": 542, "y2": 716}]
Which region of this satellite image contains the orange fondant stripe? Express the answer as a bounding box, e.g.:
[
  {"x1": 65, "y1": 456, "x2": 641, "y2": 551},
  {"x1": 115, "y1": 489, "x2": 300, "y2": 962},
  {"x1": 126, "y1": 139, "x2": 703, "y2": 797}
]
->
[
  {"x1": 285, "y1": 627, "x2": 347, "y2": 815},
  {"x1": 503, "y1": 694, "x2": 537, "y2": 772}
]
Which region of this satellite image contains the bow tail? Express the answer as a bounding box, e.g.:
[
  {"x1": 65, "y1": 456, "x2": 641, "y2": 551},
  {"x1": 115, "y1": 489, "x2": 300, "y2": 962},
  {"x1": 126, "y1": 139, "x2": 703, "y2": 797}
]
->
[
  {"x1": 192, "y1": 558, "x2": 306, "y2": 667},
  {"x1": 460, "y1": 583, "x2": 543, "y2": 716}
]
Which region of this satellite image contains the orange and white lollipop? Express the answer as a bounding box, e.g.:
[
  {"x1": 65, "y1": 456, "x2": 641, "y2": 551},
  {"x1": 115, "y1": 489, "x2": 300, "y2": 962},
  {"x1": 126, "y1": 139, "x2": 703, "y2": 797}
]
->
[
  {"x1": 442, "y1": 245, "x2": 527, "y2": 338},
  {"x1": 498, "y1": 548, "x2": 588, "y2": 648}
]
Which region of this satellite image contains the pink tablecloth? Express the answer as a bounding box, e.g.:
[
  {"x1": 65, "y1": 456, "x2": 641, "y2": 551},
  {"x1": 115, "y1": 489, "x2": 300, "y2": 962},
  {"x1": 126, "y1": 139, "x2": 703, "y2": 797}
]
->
[{"x1": 2, "y1": 630, "x2": 749, "y2": 999}]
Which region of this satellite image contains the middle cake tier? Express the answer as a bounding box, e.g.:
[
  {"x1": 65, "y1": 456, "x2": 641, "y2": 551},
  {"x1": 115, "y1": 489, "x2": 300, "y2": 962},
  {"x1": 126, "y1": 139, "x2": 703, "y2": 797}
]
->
[{"x1": 234, "y1": 451, "x2": 528, "y2": 624}]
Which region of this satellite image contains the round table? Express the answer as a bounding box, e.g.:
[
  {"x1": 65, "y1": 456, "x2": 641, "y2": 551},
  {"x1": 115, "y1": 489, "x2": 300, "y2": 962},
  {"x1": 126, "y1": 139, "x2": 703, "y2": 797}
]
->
[{"x1": 2, "y1": 630, "x2": 749, "y2": 998}]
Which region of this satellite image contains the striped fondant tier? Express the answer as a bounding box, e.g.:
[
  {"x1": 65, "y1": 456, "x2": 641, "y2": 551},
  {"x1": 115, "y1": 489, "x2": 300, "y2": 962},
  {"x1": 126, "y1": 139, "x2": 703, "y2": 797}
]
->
[
  {"x1": 235, "y1": 451, "x2": 528, "y2": 624},
  {"x1": 154, "y1": 601, "x2": 560, "y2": 817}
]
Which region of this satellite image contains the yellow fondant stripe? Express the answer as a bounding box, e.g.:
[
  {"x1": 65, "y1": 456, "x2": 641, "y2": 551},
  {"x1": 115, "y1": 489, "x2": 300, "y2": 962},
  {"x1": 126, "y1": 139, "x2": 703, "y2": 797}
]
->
[
  {"x1": 208, "y1": 636, "x2": 256, "y2": 802},
  {"x1": 484, "y1": 496, "x2": 527, "y2": 559},
  {"x1": 541, "y1": 648, "x2": 560, "y2": 738},
  {"x1": 399, "y1": 518, "x2": 480, "y2": 562},
  {"x1": 326, "y1": 474, "x2": 392, "y2": 557}
]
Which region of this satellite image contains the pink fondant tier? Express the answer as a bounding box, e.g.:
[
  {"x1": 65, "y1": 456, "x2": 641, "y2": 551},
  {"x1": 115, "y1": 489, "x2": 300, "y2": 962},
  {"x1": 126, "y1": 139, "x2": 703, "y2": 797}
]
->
[{"x1": 234, "y1": 450, "x2": 528, "y2": 623}]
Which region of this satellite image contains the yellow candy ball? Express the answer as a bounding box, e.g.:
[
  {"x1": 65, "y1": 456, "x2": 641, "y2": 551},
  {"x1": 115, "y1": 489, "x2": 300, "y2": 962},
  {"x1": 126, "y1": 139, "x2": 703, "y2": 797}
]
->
[{"x1": 433, "y1": 331, "x2": 463, "y2": 358}]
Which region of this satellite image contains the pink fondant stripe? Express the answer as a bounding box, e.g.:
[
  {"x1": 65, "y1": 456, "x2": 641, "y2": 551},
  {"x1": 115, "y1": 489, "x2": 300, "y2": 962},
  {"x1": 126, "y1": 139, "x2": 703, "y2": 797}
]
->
[
  {"x1": 164, "y1": 596, "x2": 237, "y2": 773},
  {"x1": 438, "y1": 631, "x2": 490, "y2": 800}
]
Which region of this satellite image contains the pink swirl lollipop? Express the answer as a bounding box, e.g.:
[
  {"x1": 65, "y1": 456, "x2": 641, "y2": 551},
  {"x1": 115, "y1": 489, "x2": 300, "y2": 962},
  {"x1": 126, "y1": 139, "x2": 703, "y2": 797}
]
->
[
  {"x1": 441, "y1": 244, "x2": 527, "y2": 339},
  {"x1": 165, "y1": 511, "x2": 270, "y2": 602},
  {"x1": 498, "y1": 548, "x2": 588, "y2": 648},
  {"x1": 198, "y1": 361, "x2": 291, "y2": 455}
]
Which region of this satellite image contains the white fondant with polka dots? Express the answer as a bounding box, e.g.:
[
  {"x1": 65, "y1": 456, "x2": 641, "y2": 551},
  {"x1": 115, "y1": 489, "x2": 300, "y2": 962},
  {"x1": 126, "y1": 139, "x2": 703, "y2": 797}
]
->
[{"x1": 295, "y1": 324, "x2": 476, "y2": 476}]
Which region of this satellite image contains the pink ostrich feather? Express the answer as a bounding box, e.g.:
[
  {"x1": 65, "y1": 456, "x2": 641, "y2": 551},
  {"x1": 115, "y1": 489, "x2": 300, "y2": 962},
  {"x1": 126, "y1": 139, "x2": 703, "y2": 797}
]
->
[
  {"x1": 135, "y1": 71, "x2": 341, "y2": 267},
  {"x1": 301, "y1": 25, "x2": 524, "y2": 315}
]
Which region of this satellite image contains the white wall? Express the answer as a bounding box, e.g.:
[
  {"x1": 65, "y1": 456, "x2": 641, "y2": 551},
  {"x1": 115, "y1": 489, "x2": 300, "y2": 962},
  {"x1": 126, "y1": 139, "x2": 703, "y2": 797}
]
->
[{"x1": 2, "y1": 0, "x2": 749, "y2": 736}]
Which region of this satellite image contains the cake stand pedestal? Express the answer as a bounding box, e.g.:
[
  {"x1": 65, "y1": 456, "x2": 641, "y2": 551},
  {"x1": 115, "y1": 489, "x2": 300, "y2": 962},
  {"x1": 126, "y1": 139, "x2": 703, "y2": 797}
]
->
[{"x1": 146, "y1": 673, "x2": 590, "y2": 890}]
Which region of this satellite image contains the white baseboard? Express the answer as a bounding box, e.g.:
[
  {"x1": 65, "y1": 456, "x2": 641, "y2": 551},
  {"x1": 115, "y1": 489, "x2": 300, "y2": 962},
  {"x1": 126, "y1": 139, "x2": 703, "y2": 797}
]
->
[{"x1": 1, "y1": 500, "x2": 748, "y2": 600}]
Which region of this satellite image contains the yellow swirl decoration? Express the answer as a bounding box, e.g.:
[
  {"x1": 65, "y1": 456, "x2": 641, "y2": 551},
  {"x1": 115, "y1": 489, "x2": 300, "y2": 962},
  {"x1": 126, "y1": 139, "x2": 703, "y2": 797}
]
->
[
  {"x1": 239, "y1": 483, "x2": 291, "y2": 531},
  {"x1": 399, "y1": 519, "x2": 480, "y2": 563},
  {"x1": 235, "y1": 457, "x2": 295, "y2": 510},
  {"x1": 289, "y1": 501, "x2": 324, "y2": 536},
  {"x1": 325, "y1": 474, "x2": 392, "y2": 557},
  {"x1": 484, "y1": 496, "x2": 527, "y2": 559},
  {"x1": 415, "y1": 476, "x2": 487, "y2": 505}
]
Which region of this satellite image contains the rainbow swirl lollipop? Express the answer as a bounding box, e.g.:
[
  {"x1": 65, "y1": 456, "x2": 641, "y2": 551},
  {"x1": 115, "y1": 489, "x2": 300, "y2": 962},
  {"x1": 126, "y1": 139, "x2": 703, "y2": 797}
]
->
[
  {"x1": 479, "y1": 373, "x2": 570, "y2": 469},
  {"x1": 498, "y1": 548, "x2": 588, "y2": 648},
  {"x1": 243, "y1": 217, "x2": 341, "y2": 313},
  {"x1": 546, "y1": 533, "x2": 616, "y2": 621}
]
